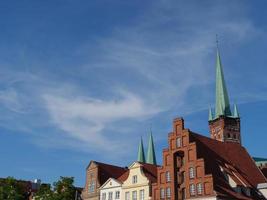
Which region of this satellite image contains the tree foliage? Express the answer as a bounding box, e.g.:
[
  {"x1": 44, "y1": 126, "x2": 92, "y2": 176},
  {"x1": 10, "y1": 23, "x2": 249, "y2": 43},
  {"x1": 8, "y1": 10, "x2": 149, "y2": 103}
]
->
[
  {"x1": 0, "y1": 177, "x2": 26, "y2": 200},
  {"x1": 35, "y1": 176, "x2": 76, "y2": 200}
]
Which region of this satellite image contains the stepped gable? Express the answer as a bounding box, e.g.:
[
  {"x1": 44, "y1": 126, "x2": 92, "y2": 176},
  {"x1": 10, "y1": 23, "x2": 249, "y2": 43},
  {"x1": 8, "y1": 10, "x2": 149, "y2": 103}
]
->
[
  {"x1": 189, "y1": 132, "x2": 267, "y2": 199},
  {"x1": 93, "y1": 161, "x2": 127, "y2": 185}
]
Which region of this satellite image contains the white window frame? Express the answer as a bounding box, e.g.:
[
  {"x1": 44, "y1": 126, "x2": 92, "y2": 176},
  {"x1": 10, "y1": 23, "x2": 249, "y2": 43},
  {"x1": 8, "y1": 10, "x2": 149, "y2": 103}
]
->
[
  {"x1": 166, "y1": 187, "x2": 171, "y2": 198},
  {"x1": 108, "y1": 192, "x2": 113, "y2": 200},
  {"x1": 132, "y1": 175, "x2": 138, "y2": 184},
  {"x1": 102, "y1": 192, "x2": 106, "y2": 200},
  {"x1": 132, "y1": 191, "x2": 137, "y2": 200},
  {"x1": 176, "y1": 137, "x2": 181, "y2": 147},
  {"x1": 160, "y1": 188, "x2": 165, "y2": 199},
  {"x1": 115, "y1": 191, "x2": 120, "y2": 199},
  {"x1": 125, "y1": 192, "x2": 130, "y2": 200},
  {"x1": 197, "y1": 183, "x2": 203, "y2": 194},
  {"x1": 189, "y1": 167, "x2": 195, "y2": 179},
  {"x1": 139, "y1": 189, "x2": 144, "y2": 200},
  {"x1": 166, "y1": 171, "x2": 171, "y2": 182},
  {"x1": 190, "y1": 184, "x2": 196, "y2": 196}
]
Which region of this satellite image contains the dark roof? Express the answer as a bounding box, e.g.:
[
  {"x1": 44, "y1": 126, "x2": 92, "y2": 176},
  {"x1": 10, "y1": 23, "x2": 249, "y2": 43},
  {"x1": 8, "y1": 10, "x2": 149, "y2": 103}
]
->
[
  {"x1": 261, "y1": 168, "x2": 267, "y2": 179},
  {"x1": 189, "y1": 132, "x2": 267, "y2": 200},
  {"x1": 92, "y1": 161, "x2": 127, "y2": 185}
]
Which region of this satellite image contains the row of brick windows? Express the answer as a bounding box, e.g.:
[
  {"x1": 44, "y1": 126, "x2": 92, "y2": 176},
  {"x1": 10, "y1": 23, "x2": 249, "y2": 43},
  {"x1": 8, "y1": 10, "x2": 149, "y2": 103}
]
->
[
  {"x1": 189, "y1": 183, "x2": 203, "y2": 196},
  {"x1": 160, "y1": 187, "x2": 171, "y2": 199},
  {"x1": 125, "y1": 190, "x2": 145, "y2": 200},
  {"x1": 102, "y1": 191, "x2": 120, "y2": 200}
]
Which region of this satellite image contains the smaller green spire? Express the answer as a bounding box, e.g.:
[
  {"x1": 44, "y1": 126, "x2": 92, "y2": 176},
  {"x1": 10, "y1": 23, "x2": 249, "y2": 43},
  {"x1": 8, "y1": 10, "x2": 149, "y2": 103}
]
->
[
  {"x1": 146, "y1": 131, "x2": 157, "y2": 165},
  {"x1": 233, "y1": 104, "x2": 240, "y2": 118},
  {"x1": 209, "y1": 107, "x2": 214, "y2": 121},
  {"x1": 137, "y1": 137, "x2": 146, "y2": 163}
]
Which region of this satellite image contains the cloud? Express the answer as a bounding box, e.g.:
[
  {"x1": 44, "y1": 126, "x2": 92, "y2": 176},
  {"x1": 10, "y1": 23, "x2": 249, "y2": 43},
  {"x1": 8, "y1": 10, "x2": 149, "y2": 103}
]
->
[{"x1": 42, "y1": 90, "x2": 162, "y2": 153}]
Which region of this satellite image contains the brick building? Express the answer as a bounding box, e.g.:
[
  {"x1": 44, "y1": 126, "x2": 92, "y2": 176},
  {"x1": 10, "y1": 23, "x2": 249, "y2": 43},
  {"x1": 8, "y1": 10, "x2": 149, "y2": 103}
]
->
[
  {"x1": 82, "y1": 161, "x2": 127, "y2": 200},
  {"x1": 152, "y1": 47, "x2": 267, "y2": 199}
]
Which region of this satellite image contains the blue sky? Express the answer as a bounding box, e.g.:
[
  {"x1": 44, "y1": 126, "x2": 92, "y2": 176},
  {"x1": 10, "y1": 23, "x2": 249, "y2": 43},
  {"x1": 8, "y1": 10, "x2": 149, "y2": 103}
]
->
[{"x1": 1, "y1": 0, "x2": 267, "y2": 187}]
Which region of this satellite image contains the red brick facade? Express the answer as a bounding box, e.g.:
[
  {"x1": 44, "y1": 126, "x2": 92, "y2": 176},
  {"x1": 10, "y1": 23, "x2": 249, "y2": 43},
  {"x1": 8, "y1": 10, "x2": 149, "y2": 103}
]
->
[
  {"x1": 152, "y1": 118, "x2": 215, "y2": 200},
  {"x1": 209, "y1": 116, "x2": 241, "y2": 144}
]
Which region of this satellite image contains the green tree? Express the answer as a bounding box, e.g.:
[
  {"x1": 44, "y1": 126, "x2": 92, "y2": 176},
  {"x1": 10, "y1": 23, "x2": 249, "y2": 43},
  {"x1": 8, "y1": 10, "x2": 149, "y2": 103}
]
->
[
  {"x1": 0, "y1": 177, "x2": 25, "y2": 200},
  {"x1": 34, "y1": 177, "x2": 76, "y2": 200},
  {"x1": 53, "y1": 177, "x2": 76, "y2": 200},
  {"x1": 34, "y1": 184, "x2": 54, "y2": 200}
]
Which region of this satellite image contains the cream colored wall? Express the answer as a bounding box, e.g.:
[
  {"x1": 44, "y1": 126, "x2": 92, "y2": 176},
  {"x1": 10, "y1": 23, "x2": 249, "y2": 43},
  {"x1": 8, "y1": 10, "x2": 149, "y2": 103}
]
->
[{"x1": 122, "y1": 162, "x2": 151, "y2": 200}]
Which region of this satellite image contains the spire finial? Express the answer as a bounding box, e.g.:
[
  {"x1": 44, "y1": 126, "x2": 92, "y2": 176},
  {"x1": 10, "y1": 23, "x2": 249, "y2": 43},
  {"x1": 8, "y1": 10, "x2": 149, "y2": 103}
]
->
[
  {"x1": 137, "y1": 137, "x2": 146, "y2": 163},
  {"x1": 209, "y1": 106, "x2": 213, "y2": 121},
  {"x1": 216, "y1": 34, "x2": 219, "y2": 49},
  {"x1": 146, "y1": 128, "x2": 157, "y2": 165}
]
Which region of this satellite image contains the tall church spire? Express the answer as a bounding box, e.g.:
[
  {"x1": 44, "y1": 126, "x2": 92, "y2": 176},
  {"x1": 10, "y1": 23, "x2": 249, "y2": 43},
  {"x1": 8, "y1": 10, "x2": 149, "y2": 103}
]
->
[
  {"x1": 215, "y1": 43, "x2": 232, "y2": 118},
  {"x1": 209, "y1": 38, "x2": 241, "y2": 144},
  {"x1": 137, "y1": 137, "x2": 146, "y2": 163},
  {"x1": 146, "y1": 131, "x2": 157, "y2": 165}
]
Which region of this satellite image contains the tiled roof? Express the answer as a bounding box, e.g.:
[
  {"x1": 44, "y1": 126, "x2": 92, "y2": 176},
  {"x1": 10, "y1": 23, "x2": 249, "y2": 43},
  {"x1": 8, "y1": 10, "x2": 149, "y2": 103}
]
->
[
  {"x1": 140, "y1": 162, "x2": 158, "y2": 183},
  {"x1": 93, "y1": 161, "x2": 128, "y2": 185},
  {"x1": 189, "y1": 132, "x2": 267, "y2": 200}
]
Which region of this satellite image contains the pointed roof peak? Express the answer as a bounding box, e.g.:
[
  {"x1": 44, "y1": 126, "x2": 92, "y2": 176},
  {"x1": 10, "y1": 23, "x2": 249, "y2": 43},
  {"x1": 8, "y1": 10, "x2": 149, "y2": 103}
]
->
[
  {"x1": 233, "y1": 104, "x2": 240, "y2": 118},
  {"x1": 137, "y1": 137, "x2": 145, "y2": 163},
  {"x1": 208, "y1": 106, "x2": 213, "y2": 121},
  {"x1": 146, "y1": 130, "x2": 157, "y2": 165},
  {"x1": 215, "y1": 41, "x2": 232, "y2": 118}
]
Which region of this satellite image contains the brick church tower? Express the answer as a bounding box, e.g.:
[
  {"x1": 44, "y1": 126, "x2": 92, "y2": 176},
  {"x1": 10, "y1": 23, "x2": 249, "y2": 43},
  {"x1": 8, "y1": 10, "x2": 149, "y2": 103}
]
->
[{"x1": 208, "y1": 46, "x2": 241, "y2": 144}]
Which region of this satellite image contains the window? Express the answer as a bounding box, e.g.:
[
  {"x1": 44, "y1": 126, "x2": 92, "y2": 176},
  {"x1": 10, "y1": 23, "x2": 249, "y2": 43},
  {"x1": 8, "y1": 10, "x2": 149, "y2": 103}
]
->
[
  {"x1": 132, "y1": 191, "x2": 137, "y2": 200},
  {"x1": 125, "y1": 192, "x2": 130, "y2": 200},
  {"x1": 176, "y1": 137, "x2": 181, "y2": 147},
  {"x1": 190, "y1": 184, "x2": 196, "y2": 196},
  {"x1": 132, "y1": 175, "x2": 137, "y2": 184},
  {"x1": 115, "y1": 191, "x2": 120, "y2": 199},
  {"x1": 102, "y1": 193, "x2": 106, "y2": 200},
  {"x1": 160, "y1": 188, "x2": 165, "y2": 199},
  {"x1": 108, "y1": 192, "x2": 113, "y2": 200},
  {"x1": 189, "y1": 167, "x2": 195, "y2": 179},
  {"x1": 197, "y1": 183, "x2": 203, "y2": 194},
  {"x1": 166, "y1": 187, "x2": 171, "y2": 198},
  {"x1": 166, "y1": 171, "x2": 171, "y2": 182},
  {"x1": 139, "y1": 189, "x2": 144, "y2": 200},
  {"x1": 88, "y1": 180, "x2": 95, "y2": 193}
]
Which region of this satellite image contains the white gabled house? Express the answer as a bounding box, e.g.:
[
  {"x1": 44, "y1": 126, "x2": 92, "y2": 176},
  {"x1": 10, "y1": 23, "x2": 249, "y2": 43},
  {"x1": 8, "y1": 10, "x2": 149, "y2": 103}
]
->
[{"x1": 99, "y1": 178, "x2": 123, "y2": 200}]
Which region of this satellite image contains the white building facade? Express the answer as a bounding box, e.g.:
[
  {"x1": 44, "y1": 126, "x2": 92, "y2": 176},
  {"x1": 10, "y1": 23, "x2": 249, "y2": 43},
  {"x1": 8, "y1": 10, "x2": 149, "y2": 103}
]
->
[{"x1": 100, "y1": 178, "x2": 123, "y2": 200}]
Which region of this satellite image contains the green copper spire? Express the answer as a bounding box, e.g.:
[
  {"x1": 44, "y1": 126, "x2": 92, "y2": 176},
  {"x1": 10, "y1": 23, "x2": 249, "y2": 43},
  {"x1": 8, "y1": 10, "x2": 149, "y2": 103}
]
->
[
  {"x1": 233, "y1": 104, "x2": 240, "y2": 118},
  {"x1": 208, "y1": 106, "x2": 213, "y2": 121},
  {"x1": 146, "y1": 131, "x2": 157, "y2": 165},
  {"x1": 137, "y1": 137, "x2": 146, "y2": 163},
  {"x1": 215, "y1": 45, "x2": 232, "y2": 118}
]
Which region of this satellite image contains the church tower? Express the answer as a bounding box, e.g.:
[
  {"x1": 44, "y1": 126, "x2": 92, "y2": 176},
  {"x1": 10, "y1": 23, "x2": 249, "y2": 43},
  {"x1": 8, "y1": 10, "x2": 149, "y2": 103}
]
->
[{"x1": 208, "y1": 44, "x2": 241, "y2": 144}]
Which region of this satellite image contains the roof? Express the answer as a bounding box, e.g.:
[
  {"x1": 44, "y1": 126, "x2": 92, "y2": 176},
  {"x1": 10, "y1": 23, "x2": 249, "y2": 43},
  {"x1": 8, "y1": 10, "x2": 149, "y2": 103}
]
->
[
  {"x1": 261, "y1": 168, "x2": 267, "y2": 179},
  {"x1": 139, "y1": 162, "x2": 158, "y2": 183},
  {"x1": 92, "y1": 161, "x2": 127, "y2": 185},
  {"x1": 189, "y1": 132, "x2": 267, "y2": 200}
]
